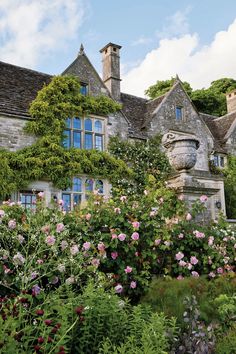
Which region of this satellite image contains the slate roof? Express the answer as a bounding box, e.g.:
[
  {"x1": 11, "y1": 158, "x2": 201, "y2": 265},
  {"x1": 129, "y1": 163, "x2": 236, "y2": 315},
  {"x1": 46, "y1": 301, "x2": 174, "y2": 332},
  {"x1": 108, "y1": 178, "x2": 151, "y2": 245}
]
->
[
  {"x1": 0, "y1": 61, "x2": 51, "y2": 117},
  {"x1": 120, "y1": 92, "x2": 147, "y2": 130}
]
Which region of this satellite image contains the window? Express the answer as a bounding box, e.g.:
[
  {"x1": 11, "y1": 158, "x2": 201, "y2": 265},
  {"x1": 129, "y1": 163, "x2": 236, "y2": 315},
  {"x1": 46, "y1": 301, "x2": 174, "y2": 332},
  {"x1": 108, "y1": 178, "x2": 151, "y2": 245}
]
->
[
  {"x1": 80, "y1": 83, "x2": 88, "y2": 95},
  {"x1": 20, "y1": 191, "x2": 37, "y2": 210},
  {"x1": 213, "y1": 155, "x2": 225, "y2": 168},
  {"x1": 176, "y1": 106, "x2": 183, "y2": 121},
  {"x1": 63, "y1": 117, "x2": 104, "y2": 151},
  {"x1": 62, "y1": 178, "x2": 104, "y2": 211}
]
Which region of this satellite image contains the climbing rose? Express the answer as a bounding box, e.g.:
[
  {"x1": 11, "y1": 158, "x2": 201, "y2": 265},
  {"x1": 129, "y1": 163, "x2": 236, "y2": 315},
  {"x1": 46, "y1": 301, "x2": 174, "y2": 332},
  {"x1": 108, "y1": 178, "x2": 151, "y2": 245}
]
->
[
  {"x1": 118, "y1": 233, "x2": 126, "y2": 241},
  {"x1": 111, "y1": 233, "x2": 117, "y2": 239},
  {"x1": 45, "y1": 235, "x2": 56, "y2": 246},
  {"x1": 209, "y1": 272, "x2": 216, "y2": 278},
  {"x1": 56, "y1": 223, "x2": 65, "y2": 233},
  {"x1": 111, "y1": 251, "x2": 118, "y2": 260},
  {"x1": 8, "y1": 219, "x2": 16, "y2": 229},
  {"x1": 130, "y1": 281, "x2": 137, "y2": 289},
  {"x1": 193, "y1": 230, "x2": 205, "y2": 239},
  {"x1": 191, "y1": 271, "x2": 199, "y2": 277},
  {"x1": 70, "y1": 245, "x2": 79, "y2": 255},
  {"x1": 190, "y1": 256, "x2": 198, "y2": 265},
  {"x1": 200, "y1": 195, "x2": 208, "y2": 203},
  {"x1": 82, "y1": 242, "x2": 91, "y2": 251},
  {"x1": 179, "y1": 260, "x2": 187, "y2": 267},
  {"x1": 217, "y1": 267, "x2": 224, "y2": 274},
  {"x1": 132, "y1": 221, "x2": 140, "y2": 229},
  {"x1": 175, "y1": 252, "x2": 184, "y2": 260},
  {"x1": 97, "y1": 242, "x2": 106, "y2": 252},
  {"x1": 186, "y1": 213, "x2": 192, "y2": 221},
  {"x1": 125, "y1": 266, "x2": 132, "y2": 273},
  {"x1": 131, "y1": 232, "x2": 139, "y2": 241},
  {"x1": 91, "y1": 258, "x2": 100, "y2": 267},
  {"x1": 115, "y1": 284, "x2": 123, "y2": 293}
]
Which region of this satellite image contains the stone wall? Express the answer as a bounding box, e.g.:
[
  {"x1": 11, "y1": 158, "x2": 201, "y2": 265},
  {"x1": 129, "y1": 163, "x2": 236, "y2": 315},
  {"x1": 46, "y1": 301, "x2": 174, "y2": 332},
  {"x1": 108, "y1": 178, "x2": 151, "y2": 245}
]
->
[
  {"x1": 146, "y1": 82, "x2": 214, "y2": 171},
  {"x1": 0, "y1": 115, "x2": 35, "y2": 151}
]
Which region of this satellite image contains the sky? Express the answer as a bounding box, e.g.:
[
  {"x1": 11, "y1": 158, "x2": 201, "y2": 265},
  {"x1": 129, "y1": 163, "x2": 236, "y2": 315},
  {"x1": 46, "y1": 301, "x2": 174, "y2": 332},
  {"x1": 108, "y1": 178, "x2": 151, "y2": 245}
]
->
[{"x1": 1, "y1": 0, "x2": 236, "y2": 97}]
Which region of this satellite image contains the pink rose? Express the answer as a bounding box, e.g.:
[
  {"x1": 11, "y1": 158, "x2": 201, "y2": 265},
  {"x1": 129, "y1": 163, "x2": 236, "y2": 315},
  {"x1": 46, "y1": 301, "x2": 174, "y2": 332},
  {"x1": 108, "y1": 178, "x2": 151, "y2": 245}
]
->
[
  {"x1": 41, "y1": 225, "x2": 50, "y2": 234},
  {"x1": 191, "y1": 271, "x2": 199, "y2": 277},
  {"x1": 208, "y1": 236, "x2": 214, "y2": 246},
  {"x1": 179, "y1": 260, "x2": 187, "y2": 267},
  {"x1": 118, "y1": 233, "x2": 126, "y2": 241},
  {"x1": 178, "y1": 233, "x2": 184, "y2": 239},
  {"x1": 61, "y1": 240, "x2": 68, "y2": 251},
  {"x1": 37, "y1": 259, "x2": 44, "y2": 264},
  {"x1": 177, "y1": 275, "x2": 184, "y2": 280},
  {"x1": 131, "y1": 232, "x2": 139, "y2": 241},
  {"x1": 56, "y1": 223, "x2": 65, "y2": 233},
  {"x1": 111, "y1": 251, "x2": 118, "y2": 260},
  {"x1": 38, "y1": 192, "x2": 44, "y2": 198},
  {"x1": 120, "y1": 196, "x2": 127, "y2": 202},
  {"x1": 114, "y1": 208, "x2": 121, "y2": 214},
  {"x1": 130, "y1": 281, "x2": 137, "y2": 289},
  {"x1": 45, "y1": 235, "x2": 56, "y2": 246},
  {"x1": 111, "y1": 233, "x2": 117, "y2": 239},
  {"x1": 132, "y1": 221, "x2": 140, "y2": 229},
  {"x1": 209, "y1": 272, "x2": 216, "y2": 278},
  {"x1": 186, "y1": 213, "x2": 192, "y2": 221},
  {"x1": 115, "y1": 284, "x2": 123, "y2": 293},
  {"x1": 8, "y1": 219, "x2": 16, "y2": 229},
  {"x1": 125, "y1": 266, "x2": 132, "y2": 273},
  {"x1": 200, "y1": 195, "x2": 208, "y2": 203},
  {"x1": 190, "y1": 256, "x2": 198, "y2": 265},
  {"x1": 150, "y1": 210, "x2": 157, "y2": 217},
  {"x1": 217, "y1": 267, "x2": 224, "y2": 274},
  {"x1": 193, "y1": 230, "x2": 205, "y2": 239},
  {"x1": 98, "y1": 242, "x2": 106, "y2": 252},
  {"x1": 187, "y1": 263, "x2": 193, "y2": 270},
  {"x1": 91, "y1": 258, "x2": 100, "y2": 267},
  {"x1": 175, "y1": 252, "x2": 184, "y2": 261},
  {"x1": 70, "y1": 244, "x2": 79, "y2": 255},
  {"x1": 83, "y1": 242, "x2": 91, "y2": 251}
]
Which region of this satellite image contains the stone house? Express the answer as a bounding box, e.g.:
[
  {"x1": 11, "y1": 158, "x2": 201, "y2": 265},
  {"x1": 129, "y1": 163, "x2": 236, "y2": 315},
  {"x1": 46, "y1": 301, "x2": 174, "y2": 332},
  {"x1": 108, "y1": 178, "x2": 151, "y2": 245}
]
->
[{"x1": 0, "y1": 42, "x2": 236, "y2": 218}]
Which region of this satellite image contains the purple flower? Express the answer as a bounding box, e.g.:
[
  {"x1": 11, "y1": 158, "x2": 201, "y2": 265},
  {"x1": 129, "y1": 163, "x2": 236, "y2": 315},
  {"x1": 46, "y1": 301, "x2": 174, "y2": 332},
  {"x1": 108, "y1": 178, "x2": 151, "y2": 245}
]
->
[
  {"x1": 56, "y1": 223, "x2": 65, "y2": 233},
  {"x1": 130, "y1": 281, "x2": 137, "y2": 289},
  {"x1": 209, "y1": 272, "x2": 216, "y2": 278},
  {"x1": 111, "y1": 252, "x2": 118, "y2": 260},
  {"x1": 32, "y1": 284, "x2": 41, "y2": 296},
  {"x1": 115, "y1": 284, "x2": 123, "y2": 293},
  {"x1": 45, "y1": 235, "x2": 56, "y2": 246},
  {"x1": 8, "y1": 219, "x2": 16, "y2": 229},
  {"x1": 118, "y1": 233, "x2": 126, "y2": 241},
  {"x1": 131, "y1": 232, "x2": 139, "y2": 241},
  {"x1": 31, "y1": 271, "x2": 38, "y2": 280}
]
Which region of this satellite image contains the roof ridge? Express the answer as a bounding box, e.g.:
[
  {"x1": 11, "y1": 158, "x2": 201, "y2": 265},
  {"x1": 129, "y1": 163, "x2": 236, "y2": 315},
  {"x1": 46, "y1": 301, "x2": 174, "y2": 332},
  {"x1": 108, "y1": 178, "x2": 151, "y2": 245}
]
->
[
  {"x1": 0, "y1": 60, "x2": 52, "y2": 77},
  {"x1": 121, "y1": 92, "x2": 148, "y2": 101}
]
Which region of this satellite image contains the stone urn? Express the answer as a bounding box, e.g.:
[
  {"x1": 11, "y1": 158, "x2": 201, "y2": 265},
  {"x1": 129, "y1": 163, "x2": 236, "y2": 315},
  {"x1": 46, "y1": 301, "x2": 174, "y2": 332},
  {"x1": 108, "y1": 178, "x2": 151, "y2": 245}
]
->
[{"x1": 162, "y1": 133, "x2": 200, "y2": 171}]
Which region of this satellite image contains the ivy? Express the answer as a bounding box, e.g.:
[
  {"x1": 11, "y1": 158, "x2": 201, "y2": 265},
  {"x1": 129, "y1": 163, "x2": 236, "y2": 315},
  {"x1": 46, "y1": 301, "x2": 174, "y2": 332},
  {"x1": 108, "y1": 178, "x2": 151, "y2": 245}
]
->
[{"x1": 0, "y1": 76, "x2": 131, "y2": 199}]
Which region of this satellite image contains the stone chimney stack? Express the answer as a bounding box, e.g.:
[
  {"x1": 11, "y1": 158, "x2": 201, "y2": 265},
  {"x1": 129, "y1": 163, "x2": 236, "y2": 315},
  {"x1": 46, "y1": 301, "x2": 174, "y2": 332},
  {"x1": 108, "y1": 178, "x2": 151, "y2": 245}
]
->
[
  {"x1": 226, "y1": 89, "x2": 236, "y2": 113},
  {"x1": 100, "y1": 43, "x2": 122, "y2": 101}
]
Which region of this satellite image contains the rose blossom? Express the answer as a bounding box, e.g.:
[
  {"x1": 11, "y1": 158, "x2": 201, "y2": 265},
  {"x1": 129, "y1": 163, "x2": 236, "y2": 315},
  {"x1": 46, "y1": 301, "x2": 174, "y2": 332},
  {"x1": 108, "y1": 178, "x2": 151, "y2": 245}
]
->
[
  {"x1": 114, "y1": 208, "x2": 121, "y2": 214},
  {"x1": 131, "y1": 232, "x2": 139, "y2": 241},
  {"x1": 38, "y1": 192, "x2": 44, "y2": 198},
  {"x1": 111, "y1": 233, "x2": 117, "y2": 239},
  {"x1": 209, "y1": 272, "x2": 216, "y2": 278},
  {"x1": 132, "y1": 221, "x2": 140, "y2": 229},
  {"x1": 190, "y1": 256, "x2": 199, "y2": 265},
  {"x1": 115, "y1": 284, "x2": 123, "y2": 293},
  {"x1": 164, "y1": 241, "x2": 170, "y2": 247},
  {"x1": 187, "y1": 263, "x2": 193, "y2": 270},
  {"x1": 97, "y1": 242, "x2": 106, "y2": 252},
  {"x1": 37, "y1": 259, "x2": 44, "y2": 265},
  {"x1": 175, "y1": 252, "x2": 184, "y2": 261},
  {"x1": 82, "y1": 242, "x2": 91, "y2": 251},
  {"x1": 120, "y1": 195, "x2": 127, "y2": 202},
  {"x1": 41, "y1": 225, "x2": 50, "y2": 234},
  {"x1": 125, "y1": 266, "x2": 132, "y2": 273},
  {"x1": 0, "y1": 210, "x2": 5, "y2": 218},
  {"x1": 118, "y1": 233, "x2": 126, "y2": 241},
  {"x1": 178, "y1": 233, "x2": 184, "y2": 239},
  {"x1": 208, "y1": 236, "x2": 214, "y2": 246},
  {"x1": 70, "y1": 245, "x2": 79, "y2": 256},
  {"x1": 56, "y1": 223, "x2": 65, "y2": 233},
  {"x1": 111, "y1": 252, "x2": 118, "y2": 260},
  {"x1": 45, "y1": 235, "x2": 56, "y2": 246},
  {"x1": 179, "y1": 260, "x2": 187, "y2": 267},
  {"x1": 186, "y1": 213, "x2": 192, "y2": 221},
  {"x1": 8, "y1": 219, "x2": 16, "y2": 229},
  {"x1": 177, "y1": 275, "x2": 184, "y2": 280},
  {"x1": 135, "y1": 252, "x2": 139, "y2": 257},
  {"x1": 191, "y1": 271, "x2": 199, "y2": 277},
  {"x1": 91, "y1": 258, "x2": 100, "y2": 267},
  {"x1": 61, "y1": 240, "x2": 68, "y2": 251},
  {"x1": 154, "y1": 239, "x2": 161, "y2": 246},
  {"x1": 200, "y1": 195, "x2": 208, "y2": 203},
  {"x1": 217, "y1": 267, "x2": 224, "y2": 274},
  {"x1": 193, "y1": 230, "x2": 205, "y2": 239},
  {"x1": 130, "y1": 281, "x2": 137, "y2": 289}
]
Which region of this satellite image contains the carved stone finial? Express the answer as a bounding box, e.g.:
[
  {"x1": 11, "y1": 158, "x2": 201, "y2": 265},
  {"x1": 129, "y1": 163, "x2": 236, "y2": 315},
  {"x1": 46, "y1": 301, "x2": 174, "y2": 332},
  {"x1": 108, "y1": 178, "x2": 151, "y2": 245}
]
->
[{"x1": 79, "y1": 43, "x2": 84, "y2": 55}]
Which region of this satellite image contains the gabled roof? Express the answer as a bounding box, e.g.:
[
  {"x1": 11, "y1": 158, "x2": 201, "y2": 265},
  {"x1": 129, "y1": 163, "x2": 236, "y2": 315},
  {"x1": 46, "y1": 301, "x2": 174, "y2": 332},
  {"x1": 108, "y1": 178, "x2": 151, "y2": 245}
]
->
[
  {"x1": 0, "y1": 61, "x2": 51, "y2": 117},
  {"x1": 120, "y1": 92, "x2": 147, "y2": 129}
]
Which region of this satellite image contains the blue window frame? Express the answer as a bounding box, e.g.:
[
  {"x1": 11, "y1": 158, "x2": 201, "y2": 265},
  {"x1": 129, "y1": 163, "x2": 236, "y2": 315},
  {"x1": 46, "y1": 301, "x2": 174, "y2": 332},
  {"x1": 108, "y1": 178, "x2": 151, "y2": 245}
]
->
[{"x1": 176, "y1": 107, "x2": 183, "y2": 121}]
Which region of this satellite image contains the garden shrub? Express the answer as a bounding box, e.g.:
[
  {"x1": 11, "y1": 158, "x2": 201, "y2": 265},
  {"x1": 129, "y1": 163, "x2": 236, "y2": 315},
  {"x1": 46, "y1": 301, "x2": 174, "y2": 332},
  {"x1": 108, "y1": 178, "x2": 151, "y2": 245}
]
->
[{"x1": 215, "y1": 326, "x2": 236, "y2": 354}]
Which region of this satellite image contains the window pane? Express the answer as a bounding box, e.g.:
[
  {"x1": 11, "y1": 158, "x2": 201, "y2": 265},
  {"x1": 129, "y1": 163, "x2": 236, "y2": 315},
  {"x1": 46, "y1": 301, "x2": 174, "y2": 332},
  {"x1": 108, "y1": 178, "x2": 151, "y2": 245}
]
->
[
  {"x1": 73, "y1": 194, "x2": 82, "y2": 206},
  {"x1": 85, "y1": 133, "x2": 93, "y2": 149},
  {"x1": 85, "y1": 118, "x2": 92, "y2": 131},
  {"x1": 176, "y1": 107, "x2": 182, "y2": 120},
  {"x1": 95, "y1": 135, "x2": 103, "y2": 151},
  {"x1": 63, "y1": 130, "x2": 71, "y2": 148},
  {"x1": 65, "y1": 118, "x2": 71, "y2": 128},
  {"x1": 73, "y1": 132, "x2": 81, "y2": 148},
  {"x1": 220, "y1": 156, "x2": 224, "y2": 167},
  {"x1": 62, "y1": 193, "x2": 71, "y2": 211},
  {"x1": 73, "y1": 117, "x2": 81, "y2": 129},
  {"x1": 80, "y1": 85, "x2": 88, "y2": 95},
  {"x1": 95, "y1": 120, "x2": 102, "y2": 133},
  {"x1": 21, "y1": 195, "x2": 26, "y2": 203},
  {"x1": 95, "y1": 180, "x2": 103, "y2": 194},
  {"x1": 214, "y1": 156, "x2": 219, "y2": 166},
  {"x1": 85, "y1": 179, "x2": 93, "y2": 192},
  {"x1": 73, "y1": 177, "x2": 82, "y2": 192}
]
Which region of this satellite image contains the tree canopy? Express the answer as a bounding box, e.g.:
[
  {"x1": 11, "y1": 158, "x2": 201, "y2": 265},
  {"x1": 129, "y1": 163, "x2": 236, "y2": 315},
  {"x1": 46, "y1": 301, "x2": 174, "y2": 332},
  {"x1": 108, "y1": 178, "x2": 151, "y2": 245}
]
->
[{"x1": 145, "y1": 77, "x2": 236, "y2": 116}]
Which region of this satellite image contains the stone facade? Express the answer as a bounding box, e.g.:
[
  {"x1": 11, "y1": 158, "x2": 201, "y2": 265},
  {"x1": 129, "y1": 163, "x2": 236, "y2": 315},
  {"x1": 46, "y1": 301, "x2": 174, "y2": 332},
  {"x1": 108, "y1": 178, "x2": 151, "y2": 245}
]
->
[{"x1": 0, "y1": 43, "x2": 236, "y2": 218}]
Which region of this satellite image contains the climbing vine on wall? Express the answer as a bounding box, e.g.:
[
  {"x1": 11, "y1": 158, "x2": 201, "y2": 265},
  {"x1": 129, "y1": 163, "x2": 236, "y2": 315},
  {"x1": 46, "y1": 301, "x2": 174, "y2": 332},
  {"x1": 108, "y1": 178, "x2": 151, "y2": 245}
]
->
[{"x1": 0, "y1": 76, "x2": 132, "y2": 199}]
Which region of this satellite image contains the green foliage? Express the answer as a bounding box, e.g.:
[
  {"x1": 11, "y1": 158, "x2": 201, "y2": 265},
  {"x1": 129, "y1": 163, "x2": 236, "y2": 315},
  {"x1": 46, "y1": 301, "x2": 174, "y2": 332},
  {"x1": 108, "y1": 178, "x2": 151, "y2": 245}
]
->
[
  {"x1": 224, "y1": 155, "x2": 236, "y2": 218},
  {"x1": 0, "y1": 75, "x2": 129, "y2": 198},
  {"x1": 145, "y1": 77, "x2": 236, "y2": 117},
  {"x1": 215, "y1": 326, "x2": 236, "y2": 354},
  {"x1": 108, "y1": 135, "x2": 171, "y2": 195},
  {"x1": 145, "y1": 77, "x2": 192, "y2": 99},
  {"x1": 214, "y1": 294, "x2": 236, "y2": 328}
]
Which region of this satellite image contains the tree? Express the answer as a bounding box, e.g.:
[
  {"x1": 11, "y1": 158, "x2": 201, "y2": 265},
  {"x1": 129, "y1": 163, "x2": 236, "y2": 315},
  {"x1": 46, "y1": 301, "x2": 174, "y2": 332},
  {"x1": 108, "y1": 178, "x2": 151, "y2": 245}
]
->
[{"x1": 145, "y1": 77, "x2": 192, "y2": 99}]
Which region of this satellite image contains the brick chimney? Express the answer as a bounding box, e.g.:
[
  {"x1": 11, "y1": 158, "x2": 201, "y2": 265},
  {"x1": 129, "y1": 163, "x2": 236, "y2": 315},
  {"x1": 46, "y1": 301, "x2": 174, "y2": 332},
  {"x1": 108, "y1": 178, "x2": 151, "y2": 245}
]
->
[
  {"x1": 226, "y1": 89, "x2": 236, "y2": 113},
  {"x1": 100, "y1": 43, "x2": 122, "y2": 101}
]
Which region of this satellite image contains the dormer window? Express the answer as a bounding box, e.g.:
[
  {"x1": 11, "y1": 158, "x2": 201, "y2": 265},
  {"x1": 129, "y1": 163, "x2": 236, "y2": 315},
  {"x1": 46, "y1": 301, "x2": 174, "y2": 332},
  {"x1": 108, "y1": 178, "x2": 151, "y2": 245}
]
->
[
  {"x1": 80, "y1": 83, "x2": 88, "y2": 95},
  {"x1": 176, "y1": 106, "x2": 183, "y2": 121}
]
